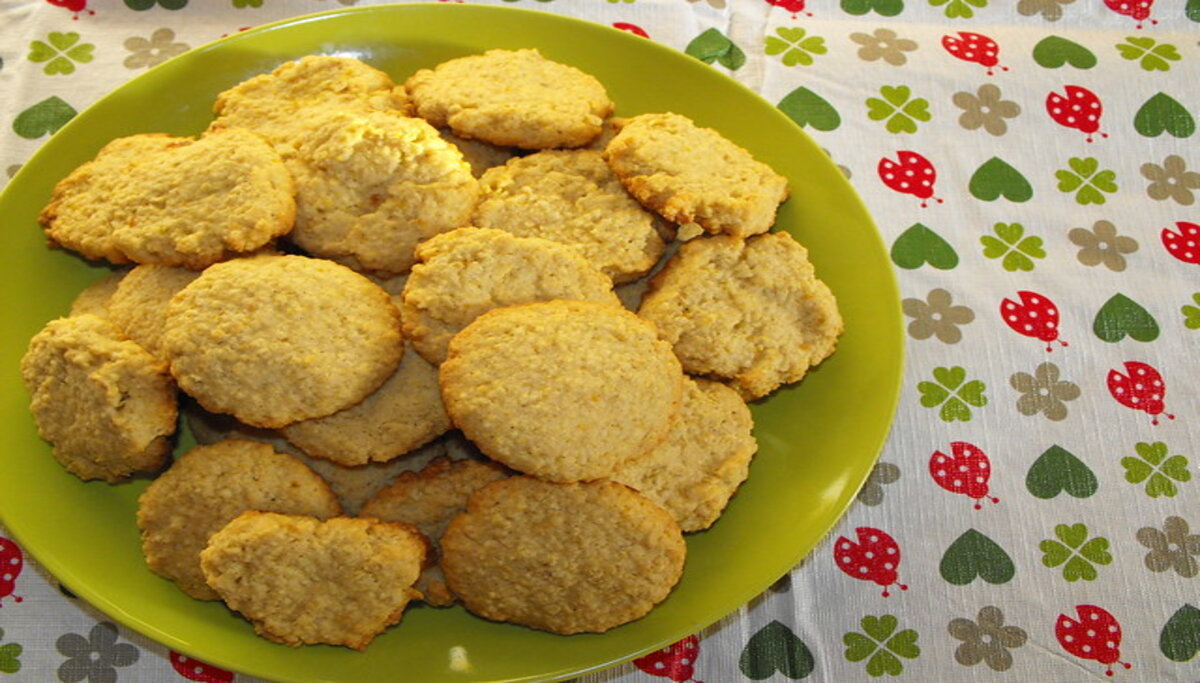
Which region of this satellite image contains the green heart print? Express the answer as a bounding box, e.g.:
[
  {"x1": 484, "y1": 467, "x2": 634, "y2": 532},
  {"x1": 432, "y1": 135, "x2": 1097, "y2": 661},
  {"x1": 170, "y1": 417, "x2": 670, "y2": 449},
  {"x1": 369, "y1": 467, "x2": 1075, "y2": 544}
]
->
[
  {"x1": 940, "y1": 529, "x2": 1015, "y2": 585},
  {"x1": 1026, "y1": 445, "x2": 1098, "y2": 499},
  {"x1": 841, "y1": 0, "x2": 904, "y2": 16},
  {"x1": 686, "y1": 28, "x2": 745, "y2": 70},
  {"x1": 1094, "y1": 293, "x2": 1159, "y2": 342},
  {"x1": 740, "y1": 620, "x2": 816, "y2": 680},
  {"x1": 778, "y1": 87, "x2": 840, "y2": 131},
  {"x1": 1032, "y1": 36, "x2": 1097, "y2": 69},
  {"x1": 1135, "y1": 93, "x2": 1195, "y2": 138},
  {"x1": 891, "y1": 224, "x2": 958, "y2": 270},
  {"x1": 970, "y1": 157, "x2": 1033, "y2": 202},
  {"x1": 1161, "y1": 604, "x2": 1200, "y2": 662},
  {"x1": 12, "y1": 96, "x2": 76, "y2": 139}
]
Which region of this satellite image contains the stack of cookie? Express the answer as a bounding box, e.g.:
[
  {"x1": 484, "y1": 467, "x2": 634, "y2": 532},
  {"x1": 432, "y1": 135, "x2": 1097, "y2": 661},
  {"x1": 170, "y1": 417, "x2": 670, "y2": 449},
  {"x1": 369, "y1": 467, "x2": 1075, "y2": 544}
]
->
[{"x1": 20, "y1": 48, "x2": 841, "y2": 649}]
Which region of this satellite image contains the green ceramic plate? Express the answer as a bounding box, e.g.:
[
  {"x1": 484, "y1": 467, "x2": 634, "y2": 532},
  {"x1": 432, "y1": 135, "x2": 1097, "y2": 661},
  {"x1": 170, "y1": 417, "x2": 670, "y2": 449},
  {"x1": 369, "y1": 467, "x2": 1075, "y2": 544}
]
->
[{"x1": 0, "y1": 5, "x2": 901, "y2": 682}]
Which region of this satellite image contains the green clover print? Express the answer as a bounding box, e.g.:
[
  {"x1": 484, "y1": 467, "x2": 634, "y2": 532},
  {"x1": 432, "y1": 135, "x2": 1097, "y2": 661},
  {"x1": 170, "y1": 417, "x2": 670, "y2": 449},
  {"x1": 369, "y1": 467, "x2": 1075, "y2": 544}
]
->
[
  {"x1": 981, "y1": 222, "x2": 1045, "y2": 272},
  {"x1": 1056, "y1": 157, "x2": 1117, "y2": 205},
  {"x1": 0, "y1": 627, "x2": 21, "y2": 674},
  {"x1": 930, "y1": 0, "x2": 986, "y2": 19},
  {"x1": 1040, "y1": 523, "x2": 1112, "y2": 582},
  {"x1": 1117, "y1": 37, "x2": 1182, "y2": 72},
  {"x1": 844, "y1": 615, "x2": 920, "y2": 677},
  {"x1": 867, "y1": 86, "x2": 931, "y2": 134},
  {"x1": 1123, "y1": 442, "x2": 1192, "y2": 498},
  {"x1": 27, "y1": 32, "x2": 95, "y2": 76},
  {"x1": 1182, "y1": 293, "x2": 1200, "y2": 330},
  {"x1": 918, "y1": 366, "x2": 986, "y2": 422},
  {"x1": 232, "y1": 0, "x2": 263, "y2": 7},
  {"x1": 765, "y1": 27, "x2": 827, "y2": 66}
]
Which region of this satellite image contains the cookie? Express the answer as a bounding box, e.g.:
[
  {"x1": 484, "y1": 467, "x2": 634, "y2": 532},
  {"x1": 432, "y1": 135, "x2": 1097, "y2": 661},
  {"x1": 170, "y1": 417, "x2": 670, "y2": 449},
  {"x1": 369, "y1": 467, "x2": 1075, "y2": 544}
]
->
[
  {"x1": 68, "y1": 269, "x2": 127, "y2": 317},
  {"x1": 400, "y1": 227, "x2": 621, "y2": 364},
  {"x1": 439, "y1": 129, "x2": 514, "y2": 178},
  {"x1": 473, "y1": 150, "x2": 668, "y2": 283},
  {"x1": 287, "y1": 110, "x2": 478, "y2": 274},
  {"x1": 638, "y1": 232, "x2": 842, "y2": 400},
  {"x1": 210, "y1": 55, "x2": 411, "y2": 155},
  {"x1": 405, "y1": 49, "x2": 613, "y2": 149},
  {"x1": 611, "y1": 377, "x2": 757, "y2": 531},
  {"x1": 361, "y1": 456, "x2": 510, "y2": 606},
  {"x1": 604, "y1": 112, "x2": 788, "y2": 238},
  {"x1": 280, "y1": 340, "x2": 451, "y2": 466},
  {"x1": 200, "y1": 511, "x2": 425, "y2": 650},
  {"x1": 40, "y1": 129, "x2": 295, "y2": 269},
  {"x1": 441, "y1": 477, "x2": 686, "y2": 634},
  {"x1": 137, "y1": 439, "x2": 341, "y2": 600},
  {"x1": 106, "y1": 264, "x2": 200, "y2": 358},
  {"x1": 162, "y1": 254, "x2": 403, "y2": 428},
  {"x1": 440, "y1": 300, "x2": 682, "y2": 482},
  {"x1": 20, "y1": 314, "x2": 176, "y2": 482}
]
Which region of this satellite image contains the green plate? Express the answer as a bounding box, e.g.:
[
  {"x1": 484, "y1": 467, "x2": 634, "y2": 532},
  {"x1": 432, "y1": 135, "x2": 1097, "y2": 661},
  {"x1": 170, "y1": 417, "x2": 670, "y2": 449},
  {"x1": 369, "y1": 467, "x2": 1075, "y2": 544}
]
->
[{"x1": 0, "y1": 5, "x2": 901, "y2": 682}]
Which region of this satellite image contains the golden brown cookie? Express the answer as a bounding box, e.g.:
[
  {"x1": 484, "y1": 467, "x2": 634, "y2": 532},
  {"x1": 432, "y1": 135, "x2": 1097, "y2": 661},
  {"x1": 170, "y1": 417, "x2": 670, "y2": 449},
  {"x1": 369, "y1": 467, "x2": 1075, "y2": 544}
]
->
[
  {"x1": 40, "y1": 129, "x2": 295, "y2": 269},
  {"x1": 162, "y1": 254, "x2": 403, "y2": 428},
  {"x1": 405, "y1": 49, "x2": 613, "y2": 149},
  {"x1": 472, "y1": 150, "x2": 667, "y2": 283},
  {"x1": 440, "y1": 300, "x2": 683, "y2": 482},
  {"x1": 137, "y1": 440, "x2": 341, "y2": 600},
  {"x1": 68, "y1": 269, "x2": 128, "y2": 317},
  {"x1": 361, "y1": 456, "x2": 510, "y2": 606},
  {"x1": 638, "y1": 232, "x2": 842, "y2": 400},
  {"x1": 441, "y1": 477, "x2": 686, "y2": 634},
  {"x1": 200, "y1": 511, "x2": 425, "y2": 650},
  {"x1": 400, "y1": 227, "x2": 620, "y2": 364},
  {"x1": 106, "y1": 264, "x2": 200, "y2": 358},
  {"x1": 611, "y1": 377, "x2": 757, "y2": 531},
  {"x1": 604, "y1": 112, "x2": 788, "y2": 238},
  {"x1": 20, "y1": 314, "x2": 176, "y2": 482},
  {"x1": 287, "y1": 110, "x2": 479, "y2": 274}
]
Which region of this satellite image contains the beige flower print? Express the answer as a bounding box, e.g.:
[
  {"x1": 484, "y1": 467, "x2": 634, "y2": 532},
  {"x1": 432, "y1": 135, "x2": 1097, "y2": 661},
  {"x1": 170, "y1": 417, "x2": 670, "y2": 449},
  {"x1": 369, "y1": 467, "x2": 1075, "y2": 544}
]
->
[
  {"x1": 1142, "y1": 155, "x2": 1200, "y2": 206},
  {"x1": 1068, "y1": 220, "x2": 1138, "y2": 271},
  {"x1": 124, "y1": 28, "x2": 189, "y2": 70},
  {"x1": 902, "y1": 288, "x2": 975, "y2": 344},
  {"x1": 1136, "y1": 516, "x2": 1199, "y2": 577},
  {"x1": 1011, "y1": 362, "x2": 1080, "y2": 421},
  {"x1": 850, "y1": 29, "x2": 918, "y2": 66},
  {"x1": 952, "y1": 84, "x2": 1020, "y2": 136},
  {"x1": 1017, "y1": 0, "x2": 1076, "y2": 21},
  {"x1": 948, "y1": 606, "x2": 1028, "y2": 672}
]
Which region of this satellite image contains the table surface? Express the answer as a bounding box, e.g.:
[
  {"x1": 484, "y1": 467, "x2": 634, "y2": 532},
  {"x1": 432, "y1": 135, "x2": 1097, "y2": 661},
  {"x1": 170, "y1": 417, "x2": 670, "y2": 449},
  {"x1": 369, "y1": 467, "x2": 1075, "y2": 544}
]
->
[{"x1": 2, "y1": 0, "x2": 1199, "y2": 681}]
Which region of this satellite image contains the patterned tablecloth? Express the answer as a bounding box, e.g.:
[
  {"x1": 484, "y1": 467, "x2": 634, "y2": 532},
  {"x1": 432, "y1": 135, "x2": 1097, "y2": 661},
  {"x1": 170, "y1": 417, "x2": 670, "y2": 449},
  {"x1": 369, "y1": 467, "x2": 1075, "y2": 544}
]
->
[{"x1": 2, "y1": 0, "x2": 1199, "y2": 681}]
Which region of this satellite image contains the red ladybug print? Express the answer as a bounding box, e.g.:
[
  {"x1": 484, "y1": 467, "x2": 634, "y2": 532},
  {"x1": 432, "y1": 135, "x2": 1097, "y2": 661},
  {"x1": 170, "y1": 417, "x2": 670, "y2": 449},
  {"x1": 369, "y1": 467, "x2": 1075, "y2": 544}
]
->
[
  {"x1": 878, "y1": 151, "x2": 942, "y2": 207},
  {"x1": 0, "y1": 537, "x2": 24, "y2": 607},
  {"x1": 46, "y1": 0, "x2": 93, "y2": 18},
  {"x1": 1104, "y1": 0, "x2": 1157, "y2": 28},
  {"x1": 765, "y1": 0, "x2": 812, "y2": 18},
  {"x1": 170, "y1": 652, "x2": 234, "y2": 683},
  {"x1": 929, "y1": 442, "x2": 998, "y2": 510},
  {"x1": 941, "y1": 32, "x2": 1007, "y2": 75},
  {"x1": 1056, "y1": 605, "x2": 1132, "y2": 676},
  {"x1": 834, "y1": 527, "x2": 907, "y2": 597},
  {"x1": 1107, "y1": 361, "x2": 1175, "y2": 425},
  {"x1": 1000, "y1": 291, "x2": 1067, "y2": 351},
  {"x1": 1046, "y1": 86, "x2": 1108, "y2": 142},
  {"x1": 1161, "y1": 221, "x2": 1200, "y2": 265},
  {"x1": 612, "y1": 22, "x2": 649, "y2": 38},
  {"x1": 634, "y1": 635, "x2": 703, "y2": 683}
]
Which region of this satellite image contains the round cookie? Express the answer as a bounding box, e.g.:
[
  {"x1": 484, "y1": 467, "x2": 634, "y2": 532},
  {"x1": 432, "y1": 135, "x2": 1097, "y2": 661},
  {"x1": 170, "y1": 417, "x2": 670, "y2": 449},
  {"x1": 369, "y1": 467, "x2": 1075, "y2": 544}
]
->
[
  {"x1": 280, "y1": 341, "x2": 451, "y2": 466},
  {"x1": 40, "y1": 129, "x2": 295, "y2": 269},
  {"x1": 20, "y1": 314, "x2": 177, "y2": 482},
  {"x1": 611, "y1": 377, "x2": 757, "y2": 531},
  {"x1": 136, "y1": 439, "x2": 342, "y2": 600},
  {"x1": 604, "y1": 112, "x2": 789, "y2": 238},
  {"x1": 209, "y1": 55, "x2": 411, "y2": 155},
  {"x1": 441, "y1": 477, "x2": 686, "y2": 634},
  {"x1": 200, "y1": 511, "x2": 425, "y2": 650},
  {"x1": 400, "y1": 227, "x2": 621, "y2": 364},
  {"x1": 440, "y1": 300, "x2": 683, "y2": 482},
  {"x1": 405, "y1": 49, "x2": 613, "y2": 149},
  {"x1": 162, "y1": 254, "x2": 403, "y2": 428},
  {"x1": 68, "y1": 269, "x2": 128, "y2": 317},
  {"x1": 288, "y1": 110, "x2": 479, "y2": 274},
  {"x1": 638, "y1": 232, "x2": 843, "y2": 401},
  {"x1": 473, "y1": 151, "x2": 668, "y2": 283},
  {"x1": 106, "y1": 264, "x2": 201, "y2": 358},
  {"x1": 361, "y1": 456, "x2": 511, "y2": 607}
]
